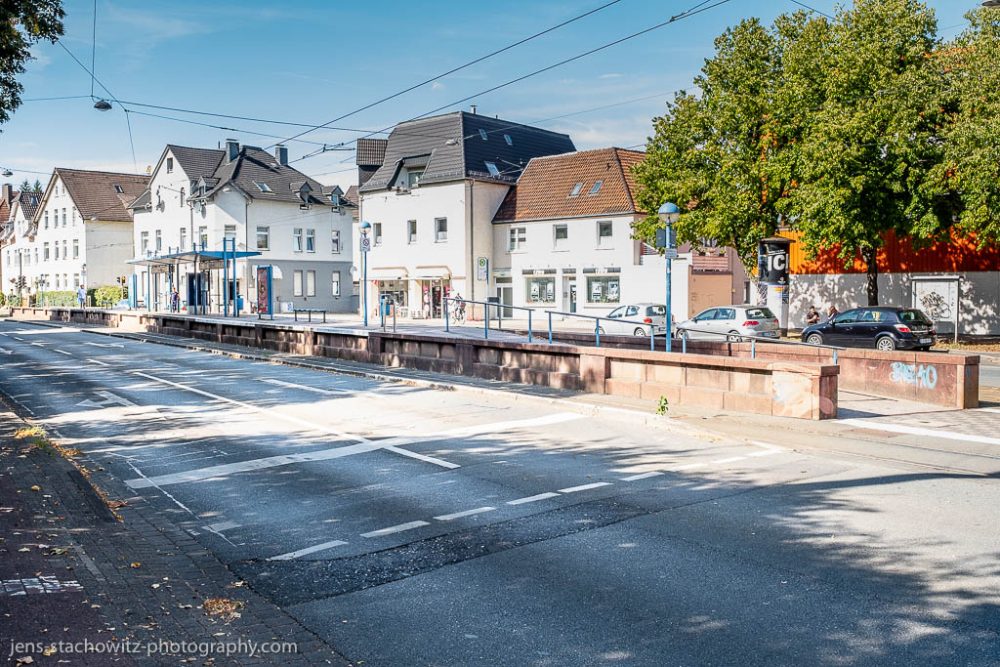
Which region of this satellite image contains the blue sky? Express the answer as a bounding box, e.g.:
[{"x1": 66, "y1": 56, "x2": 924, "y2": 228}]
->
[{"x1": 0, "y1": 0, "x2": 976, "y2": 190}]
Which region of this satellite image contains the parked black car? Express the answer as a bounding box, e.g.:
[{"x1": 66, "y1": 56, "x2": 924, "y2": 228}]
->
[{"x1": 801, "y1": 307, "x2": 936, "y2": 352}]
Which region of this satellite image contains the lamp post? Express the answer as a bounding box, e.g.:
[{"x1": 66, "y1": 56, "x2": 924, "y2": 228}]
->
[
  {"x1": 657, "y1": 202, "x2": 681, "y2": 352},
  {"x1": 359, "y1": 221, "x2": 371, "y2": 327}
]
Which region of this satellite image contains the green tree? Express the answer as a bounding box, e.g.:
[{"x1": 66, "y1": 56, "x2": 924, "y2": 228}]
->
[
  {"x1": 929, "y1": 7, "x2": 1000, "y2": 245},
  {"x1": 792, "y1": 0, "x2": 949, "y2": 306},
  {"x1": 18, "y1": 178, "x2": 31, "y2": 192},
  {"x1": 32, "y1": 178, "x2": 42, "y2": 192},
  {"x1": 633, "y1": 12, "x2": 830, "y2": 275},
  {"x1": 0, "y1": 0, "x2": 65, "y2": 128}
]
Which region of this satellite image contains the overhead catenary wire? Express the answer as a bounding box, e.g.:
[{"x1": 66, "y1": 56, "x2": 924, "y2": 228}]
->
[
  {"x1": 291, "y1": 0, "x2": 734, "y2": 164},
  {"x1": 267, "y1": 0, "x2": 630, "y2": 150}
]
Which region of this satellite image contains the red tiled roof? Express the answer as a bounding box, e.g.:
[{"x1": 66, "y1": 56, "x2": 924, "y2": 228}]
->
[
  {"x1": 493, "y1": 147, "x2": 645, "y2": 223},
  {"x1": 56, "y1": 168, "x2": 150, "y2": 223}
]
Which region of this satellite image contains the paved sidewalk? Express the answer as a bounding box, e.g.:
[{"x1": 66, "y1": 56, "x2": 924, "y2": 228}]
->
[{"x1": 0, "y1": 404, "x2": 352, "y2": 666}]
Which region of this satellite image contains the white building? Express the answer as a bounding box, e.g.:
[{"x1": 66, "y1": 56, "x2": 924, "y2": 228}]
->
[
  {"x1": 492, "y1": 147, "x2": 748, "y2": 321},
  {"x1": 130, "y1": 141, "x2": 355, "y2": 313},
  {"x1": 357, "y1": 111, "x2": 576, "y2": 319},
  {"x1": 3, "y1": 169, "x2": 147, "y2": 300}
]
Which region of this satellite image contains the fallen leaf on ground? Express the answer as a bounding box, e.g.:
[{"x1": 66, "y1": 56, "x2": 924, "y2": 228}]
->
[
  {"x1": 130, "y1": 562, "x2": 141, "y2": 569},
  {"x1": 15, "y1": 657, "x2": 34, "y2": 665},
  {"x1": 202, "y1": 597, "x2": 245, "y2": 622},
  {"x1": 42, "y1": 646, "x2": 56, "y2": 656},
  {"x1": 29, "y1": 485, "x2": 41, "y2": 492}
]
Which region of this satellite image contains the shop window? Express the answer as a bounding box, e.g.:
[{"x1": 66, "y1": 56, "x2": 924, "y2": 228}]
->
[
  {"x1": 525, "y1": 277, "x2": 556, "y2": 304},
  {"x1": 587, "y1": 276, "x2": 620, "y2": 304}
]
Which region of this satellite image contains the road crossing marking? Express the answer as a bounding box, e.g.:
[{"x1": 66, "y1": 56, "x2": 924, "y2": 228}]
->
[
  {"x1": 620, "y1": 471, "x2": 663, "y2": 481},
  {"x1": 839, "y1": 417, "x2": 1000, "y2": 446},
  {"x1": 76, "y1": 391, "x2": 136, "y2": 409},
  {"x1": 262, "y1": 377, "x2": 386, "y2": 400},
  {"x1": 361, "y1": 520, "x2": 430, "y2": 538},
  {"x1": 267, "y1": 540, "x2": 348, "y2": 561}
]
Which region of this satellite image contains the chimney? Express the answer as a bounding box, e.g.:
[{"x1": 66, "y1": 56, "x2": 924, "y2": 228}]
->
[
  {"x1": 275, "y1": 144, "x2": 288, "y2": 166},
  {"x1": 225, "y1": 138, "x2": 240, "y2": 163},
  {"x1": 1, "y1": 184, "x2": 12, "y2": 202},
  {"x1": 470, "y1": 104, "x2": 477, "y2": 115}
]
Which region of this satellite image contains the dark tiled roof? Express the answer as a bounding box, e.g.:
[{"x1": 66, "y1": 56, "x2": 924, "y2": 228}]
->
[
  {"x1": 17, "y1": 190, "x2": 42, "y2": 220},
  {"x1": 57, "y1": 168, "x2": 150, "y2": 223},
  {"x1": 199, "y1": 146, "x2": 330, "y2": 204},
  {"x1": 343, "y1": 185, "x2": 359, "y2": 206},
  {"x1": 356, "y1": 138, "x2": 387, "y2": 167},
  {"x1": 359, "y1": 111, "x2": 575, "y2": 193},
  {"x1": 168, "y1": 144, "x2": 225, "y2": 180},
  {"x1": 129, "y1": 189, "x2": 152, "y2": 210},
  {"x1": 493, "y1": 148, "x2": 645, "y2": 223}
]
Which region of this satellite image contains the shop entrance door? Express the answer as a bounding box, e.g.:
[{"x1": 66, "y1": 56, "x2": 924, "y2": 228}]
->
[
  {"x1": 568, "y1": 280, "x2": 577, "y2": 313},
  {"x1": 497, "y1": 285, "x2": 513, "y2": 318}
]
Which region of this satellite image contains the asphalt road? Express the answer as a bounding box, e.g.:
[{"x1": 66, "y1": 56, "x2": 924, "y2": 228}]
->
[{"x1": 0, "y1": 319, "x2": 998, "y2": 666}]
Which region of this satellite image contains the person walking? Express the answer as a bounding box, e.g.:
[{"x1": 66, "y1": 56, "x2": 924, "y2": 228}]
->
[{"x1": 76, "y1": 284, "x2": 86, "y2": 309}]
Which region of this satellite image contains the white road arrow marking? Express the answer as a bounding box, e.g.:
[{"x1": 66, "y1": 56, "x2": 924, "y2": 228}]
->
[{"x1": 75, "y1": 391, "x2": 136, "y2": 409}]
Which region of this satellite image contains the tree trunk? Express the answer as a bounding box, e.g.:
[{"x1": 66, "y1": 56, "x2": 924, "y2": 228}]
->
[{"x1": 861, "y1": 245, "x2": 879, "y2": 306}]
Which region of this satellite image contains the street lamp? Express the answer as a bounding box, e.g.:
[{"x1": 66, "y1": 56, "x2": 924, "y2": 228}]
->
[
  {"x1": 657, "y1": 202, "x2": 681, "y2": 352},
  {"x1": 359, "y1": 220, "x2": 371, "y2": 327},
  {"x1": 93, "y1": 99, "x2": 112, "y2": 111},
  {"x1": 983, "y1": 1, "x2": 1000, "y2": 7}
]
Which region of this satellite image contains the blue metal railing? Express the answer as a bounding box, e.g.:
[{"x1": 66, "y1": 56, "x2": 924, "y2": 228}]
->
[
  {"x1": 675, "y1": 325, "x2": 845, "y2": 364},
  {"x1": 443, "y1": 297, "x2": 538, "y2": 342},
  {"x1": 543, "y1": 309, "x2": 660, "y2": 351}
]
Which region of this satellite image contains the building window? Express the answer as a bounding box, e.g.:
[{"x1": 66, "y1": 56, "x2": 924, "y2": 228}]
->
[
  {"x1": 155, "y1": 230, "x2": 162, "y2": 252},
  {"x1": 331, "y1": 230, "x2": 341, "y2": 254},
  {"x1": 331, "y1": 270, "x2": 341, "y2": 297},
  {"x1": 526, "y1": 277, "x2": 556, "y2": 304},
  {"x1": 569, "y1": 182, "x2": 583, "y2": 197},
  {"x1": 504, "y1": 134, "x2": 513, "y2": 146},
  {"x1": 55, "y1": 274, "x2": 60, "y2": 289},
  {"x1": 407, "y1": 220, "x2": 417, "y2": 244},
  {"x1": 224, "y1": 225, "x2": 237, "y2": 241},
  {"x1": 479, "y1": 128, "x2": 488, "y2": 140},
  {"x1": 140, "y1": 232, "x2": 149, "y2": 254},
  {"x1": 407, "y1": 170, "x2": 423, "y2": 189},
  {"x1": 484, "y1": 161, "x2": 500, "y2": 178},
  {"x1": 73, "y1": 273, "x2": 79, "y2": 287},
  {"x1": 554, "y1": 224, "x2": 568, "y2": 249},
  {"x1": 62, "y1": 208, "x2": 67, "y2": 226},
  {"x1": 44, "y1": 212, "x2": 48, "y2": 229},
  {"x1": 54, "y1": 244, "x2": 59, "y2": 260},
  {"x1": 597, "y1": 220, "x2": 613, "y2": 247},
  {"x1": 306, "y1": 270, "x2": 316, "y2": 296},
  {"x1": 114, "y1": 184, "x2": 124, "y2": 194},
  {"x1": 73, "y1": 239, "x2": 79, "y2": 259},
  {"x1": 508, "y1": 227, "x2": 526, "y2": 252},
  {"x1": 293, "y1": 228, "x2": 303, "y2": 252},
  {"x1": 305, "y1": 228, "x2": 316, "y2": 252},
  {"x1": 179, "y1": 188, "x2": 185, "y2": 205},
  {"x1": 198, "y1": 226, "x2": 208, "y2": 248},
  {"x1": 179, "y1": 227, "x2": 188, "y2": 249},
  {"x1": 589, "y1": 180, "x2": 603, "y2": 195},
  {"x1": 587, "y1": 276, "x2": 620, "y2": 304},
  {"x1": 166, "y1": 157, "x2": 173, "y2": 173},
  {"x1": 293, "y1": 270, "x2": 303, "y2": 297},
  {"x1": 256, "y1": 226, "x2": 269, "y2": 251},
  {"x1": 435, "y1": 217, "x2": 447, "y2": 242},
  {"x1": 43, "y1": 242, "x2": 50, "y2": 260},
  {"x1": 374, "y1": 222, "x2": 383, "y2": 246}
]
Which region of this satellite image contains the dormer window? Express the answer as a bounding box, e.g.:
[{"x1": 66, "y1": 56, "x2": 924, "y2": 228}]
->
[
  {"x1": 588, "y1": 180, "x2": 603, "y2": 195},
  {"x1": 569, "y1": 182, "x2": 583, "y2": 197},
  {"x1": 479, "y1": 129, "x2": 488, "y2": 141},
  {"x1": 407, "y1": 170, "x2": 423, "y2": 189},
  {"x1": 485, "y1": 161, "x2": 501, "y2": 178}
]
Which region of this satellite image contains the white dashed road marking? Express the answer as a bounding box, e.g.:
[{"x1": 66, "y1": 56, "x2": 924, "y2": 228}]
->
[
  {"x1": 507, "y1": 492, "x2": 560, "y2": 506},
  {"x1": 434, "y1": 507, "x2": 496, "y2": 521},
  {"x1": 267, "y1": 540, "x2": 348, "y2": 561},
  {"x1": 839, "y1": 418, "x2": 1000, "y2": 446},
  {"x1": 620, "y1": 471, "x2": 663, "y2": 482},
  {"x1": 362, "y1": 521, "x2": 430, "y2": 538},
  {"x1": 558, "y1": 482, "x2": 612, "y2": 494}
]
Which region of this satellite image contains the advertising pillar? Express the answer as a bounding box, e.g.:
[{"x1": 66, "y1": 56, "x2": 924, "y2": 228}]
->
[{"x1": 757, "y1": 237, "x2": 792, "y2": 334}]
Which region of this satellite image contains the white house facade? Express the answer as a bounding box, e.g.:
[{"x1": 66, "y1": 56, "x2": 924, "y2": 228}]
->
[
  {"x1": 358, "y1": 111, "x2": 576, "y2": 319},
  {"x1": 5, "y1": 169, "x2": 147, "y2": 300},
  {"x1": 130, "y1": 141, "x2": 355, "y2": 313}
]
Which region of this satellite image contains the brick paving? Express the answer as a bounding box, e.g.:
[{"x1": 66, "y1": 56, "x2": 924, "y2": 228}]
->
[{"x1": 0, "y1": 406, "x2": 353, "y2": 666}]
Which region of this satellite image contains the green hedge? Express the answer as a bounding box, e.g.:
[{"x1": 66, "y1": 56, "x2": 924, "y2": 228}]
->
[
  {"x1": 37, "y1": 291, "x2": 76, "y2": 307},
  {"x1": 89, "y1": 285, "x2": 124, "y2": 308}
]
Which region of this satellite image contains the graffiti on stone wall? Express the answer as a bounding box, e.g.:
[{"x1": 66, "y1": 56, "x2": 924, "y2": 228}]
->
[{"x1": 890, "y1": 362, "x2": 938, "y2": 390}]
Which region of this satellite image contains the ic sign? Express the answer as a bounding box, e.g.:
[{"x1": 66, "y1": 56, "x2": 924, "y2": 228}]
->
[
  {"x1": 360, "y1": 236, "x2": 371, "y2": 253},
  {"x1": 757, "y1": 238, "x2": 791, "y2": 285}
]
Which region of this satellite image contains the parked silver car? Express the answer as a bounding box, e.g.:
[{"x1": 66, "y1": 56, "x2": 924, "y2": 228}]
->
[
  {"x1": 598, "y1": 303, "x2": 668, "y2": 337},
  {"x1": 676, "y1": 305, "x2": 780, "y2": 341}
]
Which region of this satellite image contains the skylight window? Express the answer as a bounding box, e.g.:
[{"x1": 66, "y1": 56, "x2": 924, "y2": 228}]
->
[
  {"x1": 569, "y1": 182, "x2": 584, "y2": 197},
  {"x1": 113, "y1": 184, "x2": 124, "y2": 194},
  {"x1": 254, "y1": 181, "x2": 273, "y2": 193},
  {"x1": 485, "y1": 161, "x2": 501, "y2": 177},
  {"x1": 588, "y1": 180, "x2": 603, "y2": 195},
  {"x1": 479, "y1": 128, "x2": 488, "y2": 141},
  {"x1": 504, "y1": 134, "x2": 513, "y2": 146}
]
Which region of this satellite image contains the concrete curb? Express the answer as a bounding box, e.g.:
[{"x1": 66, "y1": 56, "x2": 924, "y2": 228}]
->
[{"x1": 5, "y1": 316, "x2": 721, "y2": 443}]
